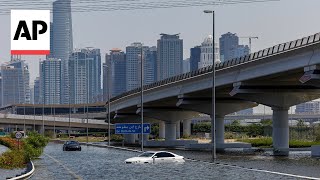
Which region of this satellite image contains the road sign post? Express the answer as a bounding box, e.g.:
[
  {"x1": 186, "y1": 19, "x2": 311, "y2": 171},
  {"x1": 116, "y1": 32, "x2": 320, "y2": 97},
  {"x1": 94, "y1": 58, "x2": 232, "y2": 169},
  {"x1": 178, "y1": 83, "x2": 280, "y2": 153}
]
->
[
  {"x1": 115, "y1": 123, "x2": 151, "y2": 134},
  {"x1": 15, "y1": 131, "x2": 23, "y2": 150}
]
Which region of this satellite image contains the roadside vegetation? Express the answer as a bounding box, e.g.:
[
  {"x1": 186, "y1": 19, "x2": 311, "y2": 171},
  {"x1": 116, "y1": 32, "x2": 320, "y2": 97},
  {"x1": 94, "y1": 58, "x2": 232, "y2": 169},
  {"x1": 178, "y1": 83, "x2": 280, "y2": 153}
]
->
[
  {"x1": 193, "y1": 119, "x2": 320, "y2": 148},
  {"x1": 0, "y1": 131, "x2": 49, "y2": 169}
]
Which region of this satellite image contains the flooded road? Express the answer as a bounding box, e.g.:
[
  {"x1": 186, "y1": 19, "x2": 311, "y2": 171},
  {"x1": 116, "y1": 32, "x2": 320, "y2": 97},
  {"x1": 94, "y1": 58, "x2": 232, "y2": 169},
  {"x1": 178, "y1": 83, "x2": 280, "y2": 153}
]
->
[{"x1": 29, "y1": 143, "x2": 311, "y2": 180}]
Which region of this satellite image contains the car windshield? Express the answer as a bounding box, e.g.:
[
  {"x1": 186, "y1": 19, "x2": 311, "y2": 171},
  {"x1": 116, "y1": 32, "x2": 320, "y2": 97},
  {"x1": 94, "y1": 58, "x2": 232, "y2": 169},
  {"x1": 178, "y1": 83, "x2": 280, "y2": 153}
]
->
[
  {"x1": 138, "y1": 152, "x2": 155, "y2": 157},
  {"x1": 66, "y1": 141, "x2": 79, "y2": 145}
]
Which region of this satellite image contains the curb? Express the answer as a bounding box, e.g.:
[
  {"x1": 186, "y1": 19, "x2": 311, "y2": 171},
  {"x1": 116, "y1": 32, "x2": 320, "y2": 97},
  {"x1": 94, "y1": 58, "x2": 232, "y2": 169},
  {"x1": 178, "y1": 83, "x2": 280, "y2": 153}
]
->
[{"x1": 7, "y1": 161, "x2": 35, "y2": 180}]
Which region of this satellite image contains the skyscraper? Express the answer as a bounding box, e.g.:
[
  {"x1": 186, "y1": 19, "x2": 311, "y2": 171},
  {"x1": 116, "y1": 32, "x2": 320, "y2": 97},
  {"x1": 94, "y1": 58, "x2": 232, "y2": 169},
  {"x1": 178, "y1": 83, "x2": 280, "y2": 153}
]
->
[
  {"x1": 34, "y1": 77, "x2": 40, "y2": 104},
  {"x1": 199, "y1": 35, "x2": 220, "y2": 69},
  {"x1": 39, "y1": 58, "x2": 61, "y2": 104},
  {"x1": 183, "y1": 58, "x2": 190, "y2": 73},
  {"x1": 190, "y1": 46, "x2": 201, "y2": 71},
  {"x1": 1, "y1": 59, "x2": 30, "y2": 106},
  {"x1": 106, "y1": 49, "x2": 126, "y2": 97},
  {"x1": 52, "y1": 0, "x2": 73, "y2": 104},
  {"x1": 80, "y1": 48, "x2": 101, "y2": 102},
  {"x1": 69, "y1": 51, "x2": 94, "y2": 104},
  {"x1": 219, "y1": 32, "x2": 239, "y2": 62},
  {"x1": 144, "y1": 46, "x2": 157, "y2": 85},
  {"x1": 103, "y1": 57, "x2": 109, "y2": 101},
  {"x1": 126, "y1": 42, "x2": 147, "y2": 91},
  {"x1": 157, "y1": 33, "x2": 183, "y2": 80}
]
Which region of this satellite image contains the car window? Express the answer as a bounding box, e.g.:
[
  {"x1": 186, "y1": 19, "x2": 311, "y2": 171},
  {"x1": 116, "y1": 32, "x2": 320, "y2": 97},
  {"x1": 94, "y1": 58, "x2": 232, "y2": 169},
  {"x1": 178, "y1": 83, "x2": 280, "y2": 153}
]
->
[
  {"x1": 139, "y1": 152, "x2": 154, "y2": 157},
  {"x1": 155, "y1": 152, "x2": 175, "y2": 158}
]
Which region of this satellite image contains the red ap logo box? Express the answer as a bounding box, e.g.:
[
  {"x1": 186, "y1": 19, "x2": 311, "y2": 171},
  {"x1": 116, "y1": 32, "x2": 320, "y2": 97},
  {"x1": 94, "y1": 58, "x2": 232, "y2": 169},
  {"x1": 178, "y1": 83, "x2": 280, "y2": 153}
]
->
[{"x1": 11, "y1": 10, "x2": 50, "y2": 55}]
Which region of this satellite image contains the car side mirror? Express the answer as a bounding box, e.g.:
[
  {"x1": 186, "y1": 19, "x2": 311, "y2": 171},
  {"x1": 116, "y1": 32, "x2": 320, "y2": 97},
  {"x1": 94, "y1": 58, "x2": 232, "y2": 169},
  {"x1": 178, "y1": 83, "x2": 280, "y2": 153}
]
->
[{"x1": 153, "y1": 156, "x2": 157, "y2": 158}]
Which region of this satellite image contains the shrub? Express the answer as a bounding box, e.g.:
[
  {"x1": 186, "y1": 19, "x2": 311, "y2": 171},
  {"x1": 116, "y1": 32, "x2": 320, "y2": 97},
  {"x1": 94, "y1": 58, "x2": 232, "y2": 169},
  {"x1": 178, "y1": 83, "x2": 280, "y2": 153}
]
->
[
  {"x1": 110, "y1": 134, "x2": 124, "y2": 142},
  {"x1": 0, "y1": 131, "x2": 49, "y2": 169},
  {"x1": 193, "y1": 123, "x2": 211, "y2": 133},
  {"x1": 224, "y1": 132, "x2": 236, "y2": 139}
]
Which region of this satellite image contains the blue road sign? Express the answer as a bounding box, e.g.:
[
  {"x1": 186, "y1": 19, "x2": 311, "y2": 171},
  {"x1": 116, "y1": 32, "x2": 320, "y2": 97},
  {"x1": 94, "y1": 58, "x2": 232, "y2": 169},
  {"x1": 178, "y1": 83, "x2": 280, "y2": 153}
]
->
[{"x1": 115, "y1": 123, "x2": 151, "y2": 134}]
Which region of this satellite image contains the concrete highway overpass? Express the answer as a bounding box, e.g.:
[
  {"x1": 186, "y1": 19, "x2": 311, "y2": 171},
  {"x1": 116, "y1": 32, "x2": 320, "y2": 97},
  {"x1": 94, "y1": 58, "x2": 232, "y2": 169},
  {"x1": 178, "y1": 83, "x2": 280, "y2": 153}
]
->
[{"x1": 0, "y1": 114, "x2": 111, "y2": 133}]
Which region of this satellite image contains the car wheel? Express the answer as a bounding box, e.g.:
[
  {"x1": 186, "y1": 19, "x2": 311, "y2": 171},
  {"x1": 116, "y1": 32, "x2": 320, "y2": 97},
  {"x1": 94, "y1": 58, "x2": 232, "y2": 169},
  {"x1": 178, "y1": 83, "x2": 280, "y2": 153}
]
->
[{"x1": 63, "y1": 147, "x2": 65, "y2": 151}]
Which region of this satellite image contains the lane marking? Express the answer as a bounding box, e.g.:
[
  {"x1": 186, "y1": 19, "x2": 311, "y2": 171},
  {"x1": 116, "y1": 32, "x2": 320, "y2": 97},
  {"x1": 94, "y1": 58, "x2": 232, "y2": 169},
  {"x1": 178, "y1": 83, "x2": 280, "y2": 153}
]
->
[{"x1": 44, "y1": 153, "x2": 83, "y2": 180}]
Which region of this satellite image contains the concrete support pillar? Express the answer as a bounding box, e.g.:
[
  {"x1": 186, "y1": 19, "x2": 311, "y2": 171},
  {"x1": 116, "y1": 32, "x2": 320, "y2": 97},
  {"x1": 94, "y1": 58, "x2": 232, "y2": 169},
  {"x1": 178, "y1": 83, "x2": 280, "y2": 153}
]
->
[
  {"x1": 272, "y1": 107, "x2": 289, "y2": 156},
  {"x1": 124, "y1": 134, "x2": 135, "y2": 144},
  {"x1": 159, "y1": 121, "x2": 165, "y2": 139},
  {"x1": 216, "y1": 116, "x2": 225, "y2": 145},
  {"x1": 183, "y1": 119, "x2": 192, "y2": 137},
  {"x1": 176, "y1": 121, "x2": 181, "y2": 139},
  {"x1": 165, "y1": 122, "x2": 176, "y2": 141}
]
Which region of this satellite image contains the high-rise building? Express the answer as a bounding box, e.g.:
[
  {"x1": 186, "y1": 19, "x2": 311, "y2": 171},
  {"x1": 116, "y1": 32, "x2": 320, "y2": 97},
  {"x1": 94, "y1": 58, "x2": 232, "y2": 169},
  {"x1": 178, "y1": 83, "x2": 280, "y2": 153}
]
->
[
  {"x1": 183, "y1": 58, "x2": 190, "y2": 73},
  {"x1": 103, "y1": 58, "x2": 109, "y2": 101},
  {"x1": 39, "y1": 58, "x2": 61, "y2": 104},
  {"x1": 106, "y1": 48, "x2": 126, "y2": 97},
  {"x1": 1, "y1": 59, "x2": 30, "y2": 106},
  {"x1": 144, "y1": 46, "x2": 157, "y2": 85},
  {"x1": 80, "y1": 48, "x2": 101, "y2": 102},
  {"x1": 126, "y1": 43, "x2": 158, "y2": 91},
  {"x1": 199, "y1": 35, "x2": 220, "y2": 69},
  {"x1": 69, "y1": 51, "x2": 94, "y2": 104},
  {"x1": 219, "y1": 32, "x2": 239, "y2": 62},
  {"x1": 126, "y1": 43, "x2": 147, "y2": 91},
  {"x1": 230, "y1": 45, "x2": 250, "y2": 59},
  {"x1": 219, "y1": 32, "x2": 250, "y2": 62},
  {"x1": 52, "y1": 0, "x2": 73, "y2": 104},
  {"x1": 34, "y1": 77, "x2": 40, "y2": 104},
  {"x1": 190, "y1": 46, "x2": 201, "y2": 71},
  {"x1": 157, "y1": 33, "x2": 183, "y2": 80}
]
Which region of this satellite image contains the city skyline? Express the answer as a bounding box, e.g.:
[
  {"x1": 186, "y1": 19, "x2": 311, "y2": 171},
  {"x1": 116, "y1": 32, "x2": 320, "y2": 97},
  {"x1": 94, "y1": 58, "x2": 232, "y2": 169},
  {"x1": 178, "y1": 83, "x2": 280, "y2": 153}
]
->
[{"x1": 1, "y1": 0, "x2": 320, "y2": 84}]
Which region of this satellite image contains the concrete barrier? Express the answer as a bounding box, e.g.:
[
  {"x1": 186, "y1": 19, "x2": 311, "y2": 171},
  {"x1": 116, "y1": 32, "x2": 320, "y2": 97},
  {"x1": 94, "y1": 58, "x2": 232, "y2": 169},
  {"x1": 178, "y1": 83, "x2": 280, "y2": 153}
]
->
[
  {"x1": 311, "y1": 145, "x2": 320, "y2": 157},
  {"x1": 8, "y1": 161, "x2": 35, "y2": 180}
]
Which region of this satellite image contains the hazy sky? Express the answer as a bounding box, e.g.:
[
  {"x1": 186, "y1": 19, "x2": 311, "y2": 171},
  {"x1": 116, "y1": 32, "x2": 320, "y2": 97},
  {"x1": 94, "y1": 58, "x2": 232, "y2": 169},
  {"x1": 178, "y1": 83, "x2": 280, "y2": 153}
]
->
[{"x1": 0, "y1": 0, "x2": 319, "y2": 113}]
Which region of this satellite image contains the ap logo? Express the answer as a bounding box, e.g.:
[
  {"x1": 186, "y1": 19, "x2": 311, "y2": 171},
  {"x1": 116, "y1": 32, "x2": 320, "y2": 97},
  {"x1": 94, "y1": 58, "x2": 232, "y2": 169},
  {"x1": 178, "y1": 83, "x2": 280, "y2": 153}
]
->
[{"x1": 11, "y1": 10, "x2": 50, "y2": 55}]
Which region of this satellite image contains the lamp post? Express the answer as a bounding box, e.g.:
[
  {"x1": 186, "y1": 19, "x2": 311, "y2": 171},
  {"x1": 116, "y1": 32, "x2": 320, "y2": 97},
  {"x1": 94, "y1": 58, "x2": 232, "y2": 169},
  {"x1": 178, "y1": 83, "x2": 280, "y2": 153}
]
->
[
  {"x1": 68, "y1": 84, "x2": 71, "y2": 139},
  {"x1": 140, "y1": 46, "x2": 144, "y2": 152},
  {"x1": 204, "y1": 10, "x2": 216, "y2": 161},
  {"x1": 104, "y1": 61, "x2": 111, "y2": 146},
  {"x1": 42, "y1": 95, "x2": 44, "y2": 136}
]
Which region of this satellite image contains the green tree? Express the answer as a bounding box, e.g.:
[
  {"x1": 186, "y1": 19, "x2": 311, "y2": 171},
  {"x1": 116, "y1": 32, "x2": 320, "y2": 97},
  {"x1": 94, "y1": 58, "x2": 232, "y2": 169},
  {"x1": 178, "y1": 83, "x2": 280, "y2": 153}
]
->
[
  {"x1": 261, "y1": 119, "x2": 272, "y2": 126},
  {"x1": 193, "y1": 122, "x2": 211, "y2": 133},
  {"x1": 151, "y1": 124, "x2": 159, "y2": 138}
]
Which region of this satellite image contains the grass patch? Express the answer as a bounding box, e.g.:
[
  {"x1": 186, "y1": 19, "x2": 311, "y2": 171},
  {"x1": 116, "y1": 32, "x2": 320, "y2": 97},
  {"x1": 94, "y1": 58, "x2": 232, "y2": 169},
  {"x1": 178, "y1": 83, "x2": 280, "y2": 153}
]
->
[{"x1": 237, "y1": 137, "x2": 320, "y2": 148}]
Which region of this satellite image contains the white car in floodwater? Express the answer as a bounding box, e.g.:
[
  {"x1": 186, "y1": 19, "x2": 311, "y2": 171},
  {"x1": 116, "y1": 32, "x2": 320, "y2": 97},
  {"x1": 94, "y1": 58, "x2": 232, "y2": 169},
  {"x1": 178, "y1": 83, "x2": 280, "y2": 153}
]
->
[{"x1": 125, "y1": 151, "x2": 185, "y2": 164}]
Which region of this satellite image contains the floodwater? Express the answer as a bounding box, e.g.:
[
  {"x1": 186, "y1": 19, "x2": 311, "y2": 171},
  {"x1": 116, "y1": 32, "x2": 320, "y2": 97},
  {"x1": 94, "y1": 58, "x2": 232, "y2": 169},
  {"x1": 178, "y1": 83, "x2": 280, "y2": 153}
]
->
[{"x1": 29, "y1": 143, "x2": 311, "y2": 180}]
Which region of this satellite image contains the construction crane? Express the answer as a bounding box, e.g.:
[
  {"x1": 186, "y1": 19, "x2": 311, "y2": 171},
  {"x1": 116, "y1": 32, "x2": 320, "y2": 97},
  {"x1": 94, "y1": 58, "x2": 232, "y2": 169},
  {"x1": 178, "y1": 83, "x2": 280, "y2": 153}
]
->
[{"x1": 240, "y1": 36, "x2": 259, "y2": 53}]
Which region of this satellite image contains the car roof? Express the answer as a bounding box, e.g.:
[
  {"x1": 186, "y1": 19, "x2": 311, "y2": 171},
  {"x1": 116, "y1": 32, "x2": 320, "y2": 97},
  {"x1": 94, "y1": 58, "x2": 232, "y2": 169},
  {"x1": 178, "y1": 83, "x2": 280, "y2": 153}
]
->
[{"x1": 144, "y1": 151, "x2": 175, "y2": 154}]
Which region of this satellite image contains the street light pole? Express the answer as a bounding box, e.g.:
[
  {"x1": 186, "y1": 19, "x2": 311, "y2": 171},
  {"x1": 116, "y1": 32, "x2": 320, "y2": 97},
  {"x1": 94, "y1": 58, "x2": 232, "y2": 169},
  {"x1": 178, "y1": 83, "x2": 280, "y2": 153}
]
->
[
  {"x1": 42, "y1": 96, "x2": 44, "y2": 136},
  {"x1": 204, "y1": 10, "x2": 216, "y2": 161},
  {"x1": 68, "y1": 84, "x2": 71, "y2": 139},
  {"x1": 140, "y1": 46, "x2": 144, "y2": 152},
  {"x1": 107, "y1": 61, "x2": 111, "y2": 146}
]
